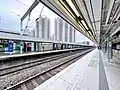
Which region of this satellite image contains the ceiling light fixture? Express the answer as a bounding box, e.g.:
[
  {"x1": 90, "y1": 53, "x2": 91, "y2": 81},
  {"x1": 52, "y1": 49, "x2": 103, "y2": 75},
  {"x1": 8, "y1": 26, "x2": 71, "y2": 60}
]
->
[
  {"x1": 66, "y1": 0, "x2": 80, "y2": 17},
  {"x1": 88, "y1": 31, "x2": 93, "y2": 36},
  {"x1": 88, "y1": 30, "x2": 96, "y2": 40},
  {"x1": 58, "y1": 0, "x2": 93, "y2": 36},
  {"x1": 81, "y1": 20, "x2": 88, "y2": 30},
  {"x1": 58, "y1": 0, "x2": 76, "y2": 19}
]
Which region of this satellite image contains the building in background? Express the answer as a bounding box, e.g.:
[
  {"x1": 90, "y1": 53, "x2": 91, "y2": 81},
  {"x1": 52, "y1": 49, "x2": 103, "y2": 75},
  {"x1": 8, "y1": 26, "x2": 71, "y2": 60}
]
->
[
  {"x1": 50, "y1": 34, "x2": 55, "y2": 40},
  {"x1": 73, "y1": 28, "x2": 76, "y2": 43},
  {"x1": 68, "y1": 25, "x2": 76, "y2": 43},
  {"x1": 47, "y1": 19, "x2": 50, "y2": 39},
  {"x1": 35, "y1": 17, "x2": 50, "y2": 39},
  {"x1": 54, "y1": 18, "x2": 63, "y2": 41},
  {"x1": 64, "y1": 21, "x2": 68, "y2": 42},
  {"x1": 54, "y1": 17, "x2": 76, "y2": 42},
  {"x1": 35, "y1": 20, "x2": 39, "y2": 38},
  {"x1": 69, "y1": 25, "x2": 73, "y2": 42},
  {"x1": 78, "y1": 41, "x2": 90, "y2": 45},
  {"x1": 35, "y1": 17, "x2": 51, "y2": 52},
  {"x1": 30, "y1": 29, "x2": 35, "y2": 37}
]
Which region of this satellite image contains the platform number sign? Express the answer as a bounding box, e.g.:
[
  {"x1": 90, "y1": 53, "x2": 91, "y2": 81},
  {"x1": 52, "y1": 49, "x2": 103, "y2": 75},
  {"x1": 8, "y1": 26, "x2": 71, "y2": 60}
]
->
[{"x1": 8, "y1": 42, "x2": 13, "y2": 53}]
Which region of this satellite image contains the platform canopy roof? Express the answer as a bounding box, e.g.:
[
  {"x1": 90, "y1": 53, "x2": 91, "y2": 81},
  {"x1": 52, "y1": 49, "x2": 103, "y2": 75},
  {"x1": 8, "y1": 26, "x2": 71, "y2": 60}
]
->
[{"x1": 21, "y1": 0, "x2": 120, "y2": 45}]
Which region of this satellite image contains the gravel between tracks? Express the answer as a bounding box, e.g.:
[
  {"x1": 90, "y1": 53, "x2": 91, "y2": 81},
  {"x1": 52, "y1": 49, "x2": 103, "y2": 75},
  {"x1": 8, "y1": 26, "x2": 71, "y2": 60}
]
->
[
  {"x1": 0, "y1": 53, "x2": 65, "y2": 69},
  {"x1": 0, "y1": 51, "x2": 83, "y2": 90}
]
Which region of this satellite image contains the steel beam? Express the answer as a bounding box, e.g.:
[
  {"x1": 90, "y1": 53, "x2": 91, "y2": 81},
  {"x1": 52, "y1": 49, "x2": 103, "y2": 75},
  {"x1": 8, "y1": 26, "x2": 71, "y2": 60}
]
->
[
  {"x1": 21, "y1": 0, "x2": 40, "y2": 21},
  {"x1": 105, "y1": 0, "x2": 115, "y2": 25},
  {"x1": 110, "y1": 26, "x2": 120, "y2": 37}
]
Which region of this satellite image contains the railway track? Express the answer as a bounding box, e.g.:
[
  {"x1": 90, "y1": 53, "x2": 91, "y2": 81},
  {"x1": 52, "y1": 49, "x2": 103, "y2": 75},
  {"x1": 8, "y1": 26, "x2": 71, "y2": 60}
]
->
[
  {"x1": 5, "y1": 49, "x2": 92, "y2": 90},
  {"x1": 0, "y1": 50, "x2": 82, "y2": 77}
]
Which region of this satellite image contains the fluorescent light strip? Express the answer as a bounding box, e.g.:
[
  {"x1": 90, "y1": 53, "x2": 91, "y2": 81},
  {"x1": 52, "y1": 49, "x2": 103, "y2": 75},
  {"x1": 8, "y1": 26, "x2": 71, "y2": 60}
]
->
[
  {"x1": 59, "y1": 0, "x2": 86, "y2": 31},
  {"x1": 58, "y1": 0, "x2": 86, "y2": 33},
  {"x1": 66, "y1": 0, "x2": 80, "y2": 17},
  {"x1": 59, "y1": 0, "x2": 76, "y2": 19},
  {"x1": 58, "y1": 0, "x2": 90, "y2": 35},
  {"x1": 88, "y1": 31, "x2": 95, "y2": 40},
  {"x1": 88, "y1": 31, "x2": 93, "y2": 36},
  {"x1": 91, "y1": 34, "x2": 95, "y2": 40},
  {"x1": 88, "y1": 33, "x2": 94, "y2": 40},
  {"x1": 88, "y1": 30, "x2": 96, "y2": 40},
  {"x1": 81, "y1": 20, "x2": 88, "y2": 30}
]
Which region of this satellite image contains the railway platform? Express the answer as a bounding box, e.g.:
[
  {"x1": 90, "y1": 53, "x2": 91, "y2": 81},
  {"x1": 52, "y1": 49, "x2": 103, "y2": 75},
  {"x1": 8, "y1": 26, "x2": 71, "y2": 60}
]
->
[
  {"x1": 0, "y1": 48, "x2": 93, "y2": 90},
  {"x1": 0, "y1": 48, "x2": 86, "y2": 61},
  {"x1": 34, "y1": 48, "x2": 120, "y2": 90}
]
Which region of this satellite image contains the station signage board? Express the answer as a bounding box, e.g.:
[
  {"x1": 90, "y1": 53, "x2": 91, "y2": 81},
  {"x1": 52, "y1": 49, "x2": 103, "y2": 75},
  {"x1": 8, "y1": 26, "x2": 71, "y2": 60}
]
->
[{"x1": 8, "y1": 42, "x2": 13, "y2": 52}]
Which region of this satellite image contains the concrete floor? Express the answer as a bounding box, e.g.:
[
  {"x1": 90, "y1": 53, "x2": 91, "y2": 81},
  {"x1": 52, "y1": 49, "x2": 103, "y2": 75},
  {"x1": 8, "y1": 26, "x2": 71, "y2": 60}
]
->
[
  {"x1": 34, "y1": 49, "x2": 120, "y2": 90},
  {"x1": 34, "y1": 49, "x2": 98, "y2": 90}
]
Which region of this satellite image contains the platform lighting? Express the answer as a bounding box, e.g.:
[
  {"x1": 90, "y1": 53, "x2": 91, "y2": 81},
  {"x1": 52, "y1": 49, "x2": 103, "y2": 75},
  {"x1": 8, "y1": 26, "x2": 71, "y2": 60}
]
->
[
  {"x1": 88, "y1": 31, "x2": 93, "y2": 38},
  {"x1": 59, "y1": 0, "x2": 76, "y2": 19},
  {"x1": 58, "y1": 0, "x2": 90, "y2": 32},
  {"x1": 91, "y1": 35, "x2": 95, "y2": 40},
  {"x1": 81, "y1": 20, "x2": 88, "y2": 30},
  {"x1": 88, "y1": 31, "x2": 91, "y2": 35},
  {"x1": 92, "y1": 35, "x2": 96, "y2": 40},
  {"x1": 88, "y1": 30, "x2": 95, "y2": 40},
  {"x1": 88, "y1": 31, "x2": 92, "y2": 35},
  {"x1": 66, "y1": 0, "x2": 80, "y2": 17}
]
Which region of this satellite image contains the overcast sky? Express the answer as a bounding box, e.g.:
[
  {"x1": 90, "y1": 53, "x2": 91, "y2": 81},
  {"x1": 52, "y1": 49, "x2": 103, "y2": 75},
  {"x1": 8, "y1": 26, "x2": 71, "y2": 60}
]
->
[{"x1": 0, "y1": 0, "x2": 94, "y2": 44}]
